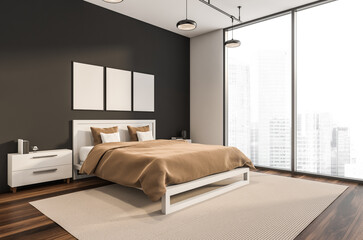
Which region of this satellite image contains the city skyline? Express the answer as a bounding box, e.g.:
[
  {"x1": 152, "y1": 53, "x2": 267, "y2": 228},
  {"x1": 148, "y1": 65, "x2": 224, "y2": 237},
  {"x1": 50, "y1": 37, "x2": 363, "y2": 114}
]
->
[{"x1": 228, "y1": 61, "x2": 360, "y2": 179}]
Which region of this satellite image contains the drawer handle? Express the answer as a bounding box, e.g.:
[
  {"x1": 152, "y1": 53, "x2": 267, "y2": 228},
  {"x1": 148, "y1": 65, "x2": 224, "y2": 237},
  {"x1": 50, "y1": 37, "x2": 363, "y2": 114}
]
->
[
  {"x1": 33, "y1": 168, "x2": 58, "y2": 174},
  {"x1": 32, "y1": 154, "x2": 58, "y2": 159}
]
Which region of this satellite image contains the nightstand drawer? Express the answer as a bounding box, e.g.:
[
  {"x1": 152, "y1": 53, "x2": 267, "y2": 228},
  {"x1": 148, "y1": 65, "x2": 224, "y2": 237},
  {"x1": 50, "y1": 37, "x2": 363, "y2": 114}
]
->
[
  {"x1": 10, "y1": 150, "x2": 72, "y2": 171},
  {"x1": 10, "y1": 164, "x2": 72, "y2": 187}
]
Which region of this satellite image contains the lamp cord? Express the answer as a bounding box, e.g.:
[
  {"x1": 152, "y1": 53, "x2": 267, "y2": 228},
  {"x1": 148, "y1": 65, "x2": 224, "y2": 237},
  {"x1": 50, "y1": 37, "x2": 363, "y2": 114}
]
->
[
  {"x1": 186, "y1": 0, "x2": 188, "y2": 19},
  {"x1": 231, "y1": 17, "x2": 234, "y2": 39}
]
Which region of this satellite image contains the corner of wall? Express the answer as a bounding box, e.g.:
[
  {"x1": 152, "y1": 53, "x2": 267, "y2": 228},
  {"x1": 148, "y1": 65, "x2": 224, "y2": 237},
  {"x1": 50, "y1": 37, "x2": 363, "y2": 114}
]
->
[{"x1": 190, "y1": 29, "x2": 224, "y2": 145}]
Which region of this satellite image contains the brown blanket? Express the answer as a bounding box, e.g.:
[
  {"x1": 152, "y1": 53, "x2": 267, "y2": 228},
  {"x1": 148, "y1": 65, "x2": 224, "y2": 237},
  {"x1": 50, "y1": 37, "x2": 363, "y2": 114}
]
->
[{"x1": 80, "y1": 140, "x2": 254, "y2": 201}]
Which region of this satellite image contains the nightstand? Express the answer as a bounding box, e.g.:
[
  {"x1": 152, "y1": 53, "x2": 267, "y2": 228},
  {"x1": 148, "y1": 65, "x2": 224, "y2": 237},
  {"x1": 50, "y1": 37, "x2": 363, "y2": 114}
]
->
[
  {"x1": 8, "y1": 149, "x2": 72, "y2": 193},
  {"x1": 171, "y1": 138, "x2": 192, "y2": 143}
]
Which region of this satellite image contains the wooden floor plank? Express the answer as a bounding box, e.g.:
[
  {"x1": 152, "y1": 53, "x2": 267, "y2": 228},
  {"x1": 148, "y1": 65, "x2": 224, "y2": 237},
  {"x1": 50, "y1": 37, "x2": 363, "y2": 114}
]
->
[
  {"x1": 341, "y1": 185, "x2": 363, "y2": 240},
  {"x1": 0, "y1": 215, "x2": 53, "y2": 238},
  {"x1": 0, "y1": 223, "x2": 75, "y2": 240},
  {"x1": 0, "y1": 171, "x2": 361, "y2": 239},
  {"x1": 0, "y1": 178, "x2": 110, "y2": 204}
]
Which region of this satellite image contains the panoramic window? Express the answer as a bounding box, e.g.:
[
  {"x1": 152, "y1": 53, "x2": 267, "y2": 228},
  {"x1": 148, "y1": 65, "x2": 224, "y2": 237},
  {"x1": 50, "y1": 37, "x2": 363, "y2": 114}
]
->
[
  {"x1": 226, "y1": 14, "x2": 292, "y2": 170},
  {"x1": 296, "y1": 0, "x2": 363, "y2": 179},
  {"x1": 227, "y1": 0, "x2": 363, "y2": 179}
]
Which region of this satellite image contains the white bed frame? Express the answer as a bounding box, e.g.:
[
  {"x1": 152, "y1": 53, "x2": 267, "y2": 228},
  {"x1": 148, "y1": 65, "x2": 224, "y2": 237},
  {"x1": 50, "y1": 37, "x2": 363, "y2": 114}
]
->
[
  {"x1": 72, "y1": 119, "x2": 249, "y2": 214},
  {"x1": 162, "y1": 168, "x2": 249, "y2": 214}
]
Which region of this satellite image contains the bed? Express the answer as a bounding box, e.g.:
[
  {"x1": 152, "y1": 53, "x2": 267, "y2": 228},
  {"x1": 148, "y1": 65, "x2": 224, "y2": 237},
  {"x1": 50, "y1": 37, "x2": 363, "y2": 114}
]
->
[
  {"x1": 73, "y1": 120, "x2": 253, "y2": 214},
  {"x1": 72, "y1": 120, "x2": 156, "y2": 179}
]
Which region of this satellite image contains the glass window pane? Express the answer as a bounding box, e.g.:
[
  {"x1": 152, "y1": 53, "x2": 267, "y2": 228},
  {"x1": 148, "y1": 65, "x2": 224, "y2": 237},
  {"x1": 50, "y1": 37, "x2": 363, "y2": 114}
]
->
[
  {"x1": 297, "y1": 0, "x2": 363, "y2": 179},
  {"x1": 227, "y1": 14, "x2": 292, "y2": 170}
]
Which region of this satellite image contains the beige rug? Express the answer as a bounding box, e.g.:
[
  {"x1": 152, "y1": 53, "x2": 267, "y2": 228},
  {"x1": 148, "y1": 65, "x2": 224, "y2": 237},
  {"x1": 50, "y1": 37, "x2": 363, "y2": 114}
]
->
[{"x1": 30, "y1": 172, "x2": 347, "y2": 240}]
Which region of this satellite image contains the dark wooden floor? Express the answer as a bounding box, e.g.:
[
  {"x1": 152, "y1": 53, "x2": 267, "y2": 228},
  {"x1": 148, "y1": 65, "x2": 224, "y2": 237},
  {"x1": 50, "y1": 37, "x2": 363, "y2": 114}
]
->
[{"x1": 0, "y1": 170, "x2": 362, "y2": 240}]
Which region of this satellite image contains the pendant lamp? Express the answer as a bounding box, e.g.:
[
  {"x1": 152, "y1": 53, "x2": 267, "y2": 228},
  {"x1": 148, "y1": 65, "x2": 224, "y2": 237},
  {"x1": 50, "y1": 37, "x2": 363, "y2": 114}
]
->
[
  {"x1": 177, "y1": 0, "x2": 197, "y2": 31},
  {"x1": 225, "y1": 8, "x2": 241, "y2": 48}
]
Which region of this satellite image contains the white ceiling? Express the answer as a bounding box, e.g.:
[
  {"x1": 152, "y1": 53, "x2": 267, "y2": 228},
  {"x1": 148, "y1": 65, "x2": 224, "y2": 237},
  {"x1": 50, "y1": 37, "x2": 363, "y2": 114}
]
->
[{"x1": 84, "y1": 0, "x2": 318, "y2": 38}]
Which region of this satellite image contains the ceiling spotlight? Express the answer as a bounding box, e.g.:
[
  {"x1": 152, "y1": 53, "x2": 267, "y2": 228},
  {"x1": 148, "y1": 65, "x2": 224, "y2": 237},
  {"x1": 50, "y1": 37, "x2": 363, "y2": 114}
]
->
[
  {"x1": 103, "y1": 0, "x2": 124, "y2": 3},
  {"x1": 177, "y1": 0, "x2": 197, "y2": 31}
]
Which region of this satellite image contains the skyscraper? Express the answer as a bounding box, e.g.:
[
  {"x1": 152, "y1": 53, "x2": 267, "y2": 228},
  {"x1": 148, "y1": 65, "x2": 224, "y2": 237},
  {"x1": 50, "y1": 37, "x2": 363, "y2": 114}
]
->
[
  {"x1": 227, "y1": 64, "x2": 251, "y2": 156},
  {"x1": 250, "y1": 123, "x2": 259, "y2": 162},
  {"x1": 297, "y1": 113, "x2": 332, "y2": 175},
  {"x1": 257, "y1": 51, "x2": 291, "y2": 168},
  {"x1": 331, "y1": 127, "x2": 350, "y2": 176}
]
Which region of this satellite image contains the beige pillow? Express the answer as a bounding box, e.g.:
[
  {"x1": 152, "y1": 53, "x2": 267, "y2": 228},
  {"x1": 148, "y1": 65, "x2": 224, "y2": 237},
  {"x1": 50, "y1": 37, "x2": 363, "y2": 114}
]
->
[
  {"x1": 90, "y1": 126, "x2": 118, "y2": 145},
  {"x1": 127, "y1": 125, "x2": 150, "y2": 141}
]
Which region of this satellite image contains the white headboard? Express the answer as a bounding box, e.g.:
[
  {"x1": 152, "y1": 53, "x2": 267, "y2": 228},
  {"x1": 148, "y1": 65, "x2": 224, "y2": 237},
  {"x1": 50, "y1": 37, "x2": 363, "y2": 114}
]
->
[{"x1": 72, "y1": 119, "x2": 156, "y2": 179}]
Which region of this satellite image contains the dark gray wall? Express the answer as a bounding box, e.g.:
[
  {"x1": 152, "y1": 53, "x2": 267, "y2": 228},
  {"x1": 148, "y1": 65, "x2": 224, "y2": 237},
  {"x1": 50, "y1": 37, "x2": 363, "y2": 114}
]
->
[{"x1": 0, "y1": 0, "x2": 190, "y2": 193}]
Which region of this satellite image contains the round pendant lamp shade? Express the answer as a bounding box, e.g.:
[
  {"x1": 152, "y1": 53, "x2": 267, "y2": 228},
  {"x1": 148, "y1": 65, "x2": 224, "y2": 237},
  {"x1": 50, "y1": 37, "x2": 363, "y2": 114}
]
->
[
  {"x1": 103, "y1": 0, "x2": 124, "y2": 3},
  {"x1": 177, "y1": 19, "x2": 197, "y2": 31},
  {"x1": 225, "y1": 39, "x2": 241, "y2": 48}
]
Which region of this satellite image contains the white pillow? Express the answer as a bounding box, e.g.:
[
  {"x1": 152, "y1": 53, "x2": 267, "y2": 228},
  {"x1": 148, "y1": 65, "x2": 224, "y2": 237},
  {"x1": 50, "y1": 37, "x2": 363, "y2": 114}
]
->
[
  {"x1": 100, "y1": 132, "x2": 121, "y2": 143},
  {"x1": 136, "y1": 131, "x2": 154, "y2": 141}
]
